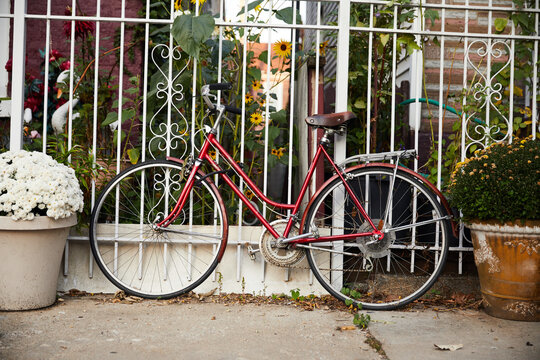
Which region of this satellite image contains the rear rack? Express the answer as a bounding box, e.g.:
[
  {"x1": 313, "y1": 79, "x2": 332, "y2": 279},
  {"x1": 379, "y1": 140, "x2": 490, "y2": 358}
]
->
[{"x1": 338, "y1": 149, "x2": 417, "y2": 167}]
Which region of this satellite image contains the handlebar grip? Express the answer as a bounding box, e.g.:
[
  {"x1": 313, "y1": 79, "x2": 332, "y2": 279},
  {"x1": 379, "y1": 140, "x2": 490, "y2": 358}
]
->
[
  {"x1": 224, "y1": 105, "x2": 242, "y2": 115},
  {"x1": 208, "y1": 83, "x2": 233, "y2": 91}
]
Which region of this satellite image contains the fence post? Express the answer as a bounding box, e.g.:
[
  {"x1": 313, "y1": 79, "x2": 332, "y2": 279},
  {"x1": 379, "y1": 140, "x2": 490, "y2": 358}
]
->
[{"x1": 9, "y1": 0, "x2": 26, "y2": 151}]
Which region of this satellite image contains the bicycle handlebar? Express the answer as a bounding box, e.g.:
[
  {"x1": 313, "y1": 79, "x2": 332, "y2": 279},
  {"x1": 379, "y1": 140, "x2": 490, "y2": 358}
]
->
[
  {"x1": 223, "y1": 105, "x2": 242, "y2": 115},
  {"x1": 208, "y1": 83, "x2": 233, "y2": 91},
  {"x1": 202, "y1": 83, "x2": 243, "y2": 117}
]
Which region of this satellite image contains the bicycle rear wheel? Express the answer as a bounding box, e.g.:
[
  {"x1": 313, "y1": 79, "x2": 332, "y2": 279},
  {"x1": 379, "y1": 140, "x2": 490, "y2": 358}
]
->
[
  {"x1": 90, "y1": 160, "x2": 228, "y2": 299},
  {"x1": 303, "y1": 166, "x2": 449, "y2": 310}
]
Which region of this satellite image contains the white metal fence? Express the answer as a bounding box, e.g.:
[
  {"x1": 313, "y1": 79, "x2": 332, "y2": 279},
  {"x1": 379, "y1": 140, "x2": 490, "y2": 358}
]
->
[{"x1": 1, "y1": 0, "x2": 539, "y2": 293}]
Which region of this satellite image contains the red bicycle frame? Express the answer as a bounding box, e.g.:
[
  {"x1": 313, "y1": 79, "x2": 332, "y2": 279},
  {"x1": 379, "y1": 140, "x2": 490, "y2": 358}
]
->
[{"x1": 157, "y1": 131, "x2": 383, "y2": 244}]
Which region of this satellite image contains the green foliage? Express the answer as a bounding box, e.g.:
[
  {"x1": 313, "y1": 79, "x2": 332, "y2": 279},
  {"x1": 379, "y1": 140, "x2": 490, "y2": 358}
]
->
[
  {"x1": 171, "y1": 13, "x2": 215, "y2": 59},
  {"x1": 353, "y1": 313, "x2": 371, "y2": 329},
  {"x1": 447, "y1": 137, "x2": 540, "y2": 223},
  {"x1": 423, "y1": 0, "x2": 539, "y2": 187},
  {"x1": 290, "y1": 288, "x2": 304, "y2": 301},
  {"x1": 345, "y1": 1, "x2": 417, "y2": 155}
]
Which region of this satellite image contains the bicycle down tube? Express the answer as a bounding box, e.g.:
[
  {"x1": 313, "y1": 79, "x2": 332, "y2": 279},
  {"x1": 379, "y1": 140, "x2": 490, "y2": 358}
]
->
[{"x1": 157, "y1": 130, "x2": 383, "y2": 245}]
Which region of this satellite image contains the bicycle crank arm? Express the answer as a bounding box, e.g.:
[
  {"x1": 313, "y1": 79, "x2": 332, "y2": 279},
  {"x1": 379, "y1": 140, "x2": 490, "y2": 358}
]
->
[{"x1": 295, "y1": 244, "x2": 362, "y2": 257}]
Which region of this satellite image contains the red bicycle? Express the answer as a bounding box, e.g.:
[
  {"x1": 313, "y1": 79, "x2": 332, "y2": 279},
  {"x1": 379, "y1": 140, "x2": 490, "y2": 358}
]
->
[{"x1": 90, "y1": 83, "x2": 452, "y2": 310}]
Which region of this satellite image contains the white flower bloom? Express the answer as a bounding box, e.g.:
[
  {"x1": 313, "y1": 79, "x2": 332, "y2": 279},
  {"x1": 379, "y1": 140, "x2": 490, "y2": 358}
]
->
[{"x1": 0, "y1": 150, "x2": 84, "y2": 221}]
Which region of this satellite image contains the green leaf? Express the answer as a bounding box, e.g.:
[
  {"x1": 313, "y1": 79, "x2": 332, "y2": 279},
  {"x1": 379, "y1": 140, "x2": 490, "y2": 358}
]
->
[
  {"x1": 237, "y1": 0, "x2": 264, "y2": 16},
  {"x1": 171, "y1": 13, "x2": 215, "y2": 59},
  {"x1": 127, "y1": 148, "x2": 140, "y2": 165},
  {"x1": 354, "y1": 99, "x2": 366, "y2": 109},
  {"x1": 102, "y1": 112, "x2": 118, "y2": 127},
  {"x1": 380, "y1": 34, "x2": 390, "y2": 47},
  {"x1": 274, "y1": 7, "x2": 302, "y2": 25},
  {"x1": 258, "y1": 50, "x2": 268, "y2": 64},
  {"x1": 270, "y1": 109, "x2": 287, "y2": 125},
  {"x1": 424, "y1": 9, "x2": 440, "y2": 26},
  {"x1": 494, "y1": 18, "x2": 508, "y2": 32},
  {"x1": 122, "y1": 108, "x2": 136, "y2": 121}
]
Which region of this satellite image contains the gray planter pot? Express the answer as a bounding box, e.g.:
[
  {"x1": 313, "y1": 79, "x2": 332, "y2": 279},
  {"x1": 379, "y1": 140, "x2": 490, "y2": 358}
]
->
[{"x1": 0, "y1": 215, "x2": 77, "y2": 310}]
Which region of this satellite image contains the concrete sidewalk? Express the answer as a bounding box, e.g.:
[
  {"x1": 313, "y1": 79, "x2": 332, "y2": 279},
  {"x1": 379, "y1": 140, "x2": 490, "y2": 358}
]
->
[{"x1": 1, "y1": 296, "x2": 539, "y2": 360}]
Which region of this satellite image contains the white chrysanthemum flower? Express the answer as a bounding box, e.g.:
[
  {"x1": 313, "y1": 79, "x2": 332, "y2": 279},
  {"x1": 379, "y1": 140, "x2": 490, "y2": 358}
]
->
[{"x1": 0, "y1": 150, "x2": 84, "y2": 221}]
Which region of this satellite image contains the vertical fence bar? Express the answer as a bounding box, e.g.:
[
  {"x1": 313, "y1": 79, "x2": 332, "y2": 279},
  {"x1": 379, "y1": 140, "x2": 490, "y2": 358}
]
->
[
  {"x1": 89, "y1": 0, "x2": 102, "y2": 278},
  {"x1": 390, "y1": 3, "x2": 397, "y2": 152},
  {"x1": 365, "y1": 4, "x2": 374, "y2": 154},
  {"x1": 509, "y1": 2, "x2": 515, "y2": 144},
  {"x1": 485, "y1": 0, "x2": 493, "y2": 142},
  {"x1": 262, "y1": 0, "x2": 274, "y2": 219},
  {"x1": 532, "y1": 0, "x2": 539, "y2": 139},
  {"x1": 237, "y1": 0, "x2": 250, "y2": 283},
  {"x1": 63, "y1": 0, "x2": 78, "y2": 277},
  {"x1": 437, "y1": 2, "x2": 446, "y2": 190},
  {"x1": 458, "y1": 0, "x2": 471, "y2": 275},
  {"x1": 41, "y1": 0, "x2": 51, "y2": 153},
  {"x1": 287, "y1": 2, "x2": 297, "y2": 209},
  {"x1": 331, "y1": 0, "x2": 351, "y2": 292},
  {"x1": 9, "y1": 0, "x2": 26, "y2": 151}
]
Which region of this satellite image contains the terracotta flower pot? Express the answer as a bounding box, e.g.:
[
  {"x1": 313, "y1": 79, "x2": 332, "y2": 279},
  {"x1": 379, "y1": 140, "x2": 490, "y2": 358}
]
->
[
  {"x1": 0, "y1": 215, "x2": 77, "y2": 310},
  {"x1": 469, "y1": 220, "x2": 540, "y2": 321}
]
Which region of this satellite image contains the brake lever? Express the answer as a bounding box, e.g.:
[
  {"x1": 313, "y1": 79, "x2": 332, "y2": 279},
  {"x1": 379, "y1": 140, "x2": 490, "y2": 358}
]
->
[{"x1": 223, "y1": 114, "x2": 236, "y2": 130}]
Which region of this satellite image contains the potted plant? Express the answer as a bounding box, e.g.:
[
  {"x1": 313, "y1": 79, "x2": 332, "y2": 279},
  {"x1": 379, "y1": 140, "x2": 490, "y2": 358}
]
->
[
  {"x1": 0, "y1": 150, "x2": 83, "y2": 310},
  {"x1": 448, "y1": 136, "x2": 539, "y2": 321}
]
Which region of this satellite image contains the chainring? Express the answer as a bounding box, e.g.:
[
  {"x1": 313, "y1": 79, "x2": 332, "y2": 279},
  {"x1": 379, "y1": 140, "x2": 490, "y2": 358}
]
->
[
  {"x1": 356, "y1": 219, "x2": 396, "y2": 259},
  {"x1": 259, "y1": 220, "x2": 305, "y2": 267}
]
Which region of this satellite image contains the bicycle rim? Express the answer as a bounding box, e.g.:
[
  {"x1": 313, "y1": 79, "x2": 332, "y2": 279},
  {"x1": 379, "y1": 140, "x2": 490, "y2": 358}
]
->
[
  {"x1": 90, "y1": 160, "x2": 228, "y2": 298},
  {"x1": 304, "y1": 166, "x2": 449, "y2": 310}
]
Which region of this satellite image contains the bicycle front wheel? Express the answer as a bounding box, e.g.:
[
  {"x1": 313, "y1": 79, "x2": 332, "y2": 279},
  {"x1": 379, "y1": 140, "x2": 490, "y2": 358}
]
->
[
  {"x1": 304, "y1": 166, "x2": 450, "y2": 310},
  {"x1": 90, "y1": 160, "x2": 228, "y2": 299}
]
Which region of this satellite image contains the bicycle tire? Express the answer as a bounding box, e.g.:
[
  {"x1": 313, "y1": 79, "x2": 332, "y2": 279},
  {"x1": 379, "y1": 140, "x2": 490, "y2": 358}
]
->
[
  {"x1": 90, "y1": 160, "x2": 228, "y2": 299},
  {"x1": 303, "y1": 166, "x2": 450, "y2": 310}
]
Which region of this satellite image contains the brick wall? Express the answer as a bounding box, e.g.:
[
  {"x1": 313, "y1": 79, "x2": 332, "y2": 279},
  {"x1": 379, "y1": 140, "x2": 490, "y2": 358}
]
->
[{"x1": 20, "y1": 0, "x2": 143, "y2": 93}]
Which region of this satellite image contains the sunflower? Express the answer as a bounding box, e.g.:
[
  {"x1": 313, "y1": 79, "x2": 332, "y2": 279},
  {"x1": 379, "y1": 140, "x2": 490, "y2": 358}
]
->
[
  {"x1": 208, "y1": 150, "x2": 217, "y2": 160},
  {"x1": 271, "y1": 147, "x2": 285, "y2": 159},
  {"x1": 273, "y1": 40, "x2": 292, "y2": 58},
  {"x1": 245, "y1": 93, "x2": 254, "y2": 104},
  {"x1": 190, "y1": 0, "x2": 207, "y2": 5},
  {"x1": 244, "y1": 189, "x2": 254, "y2": 200},
  {"x1": 250, "y1": 112, "x2": 263, "y2": 125},
  {"x1": 319, "y1": 40, "x2": 329, "y2": 56},
  {"x1": 252, "y1": 80, "x2": 262, "y2": 91}
]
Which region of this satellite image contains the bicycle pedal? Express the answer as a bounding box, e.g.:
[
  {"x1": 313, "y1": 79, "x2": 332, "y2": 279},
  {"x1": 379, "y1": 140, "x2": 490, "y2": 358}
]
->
[{"x1": 247, "y1": 244, "x2": 259, "y2": 260}]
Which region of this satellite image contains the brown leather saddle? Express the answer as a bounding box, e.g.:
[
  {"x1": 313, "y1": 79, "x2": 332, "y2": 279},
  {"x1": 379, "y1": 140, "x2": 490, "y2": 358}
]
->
[{"x1": 304, "y1": 111, "x2": 356, "y2": 128}]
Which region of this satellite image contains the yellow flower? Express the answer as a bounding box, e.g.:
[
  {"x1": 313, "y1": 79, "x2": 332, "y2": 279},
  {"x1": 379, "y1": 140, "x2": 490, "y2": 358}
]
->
[
  {"x1": 245, "y1": 93, "x2": 254, "y2": 104},
  {"x1": 254, "y1": 4, "x2": 262, "y2": 12},
  {"x1": 519, "y1": 107, "x2": 532, "y2": 117},
  {"x1": 175, "y1": 0, "x2": 181, "y2": 11},
  {"x1": 208, "y1": 150, "x2": 216, "y2": 160},
  {"x1": 245, "y1": 189, "x2": 254, "y2": 200},
  {"x1": 250, "y1": 112, "x2": 263, "y2": 125},
  {"x1": 252, "y1": 80, "x2": 262, "y2": 91},
  {"x1": 190, "y1": 0, "x2": 207, "y2": 5},
  {"x1": 273, "y1": 39, "x2": 292, "y2": 58},
  {"x1": 271, "y1": 147, "x2": 285, "y2": 159},
  {"x1": 319, "y1": 40, "x2": 329, "y2": 55}
]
